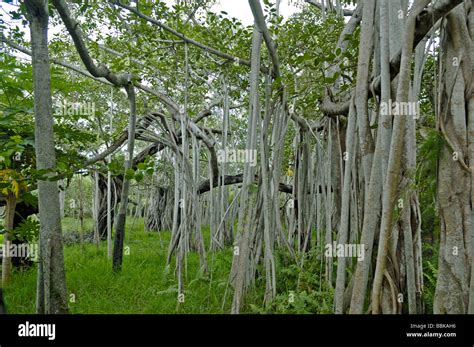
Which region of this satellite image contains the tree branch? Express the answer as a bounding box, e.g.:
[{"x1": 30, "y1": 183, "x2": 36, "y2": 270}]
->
[
  {"x1": 52, "y1": 0, "x2": 131, "y2": 86},
  {"x1": 304, "y1": 0, "x2": 355, "y2": 16},
  {"x1": 197, "y1": 174, "x2": 293, "y2": 195},
  {"x1": 110, "y1": 0, "x2": 269, "y2": 75},
  {"x1": 319, "y1": 0, "x2": 464, "y2": 116},
  {"x1": 249, "y1": 0, "x2": 281, "y2": 78}
]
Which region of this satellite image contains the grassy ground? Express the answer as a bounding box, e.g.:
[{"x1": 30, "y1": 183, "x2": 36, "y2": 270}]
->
[
  {"x1": 4, "y1": 217, "x2": 244, "y2": 314},
  {"x1": 4, "y1": 216, "x2": 337, "y2": 314}
]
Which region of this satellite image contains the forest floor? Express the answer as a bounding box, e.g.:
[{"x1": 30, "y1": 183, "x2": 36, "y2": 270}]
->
[
  {"x1": 5, "y1": 217, "x2": 244, "y2": 313},
  {"x1": 5, "y1": 216, "x2": 337, "y2": 314},
  {"x1": 4, "y1": 217, "x2": 436, "y2": 314}
]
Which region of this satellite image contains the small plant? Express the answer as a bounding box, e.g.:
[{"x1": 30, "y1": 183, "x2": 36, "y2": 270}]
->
[
  {"x1": 422, "y1": 242, "x2": 438, "y2": 313},
  {"x1": 250, "y1": 248, "x2": 334, "y2": 314},
  {"x1": 11, "y1": 216, "x2": 39, "y2": 244}
]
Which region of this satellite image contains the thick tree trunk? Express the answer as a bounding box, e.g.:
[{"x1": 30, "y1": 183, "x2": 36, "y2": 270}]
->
[
  {"x1": 371, "y1": 0, "x2": 430, "y2": 314},
  {"x1": 434, "y1": 4, "x2": 473, "y2": 313},
  {"x1": 25, "y1": 0, "x2": 68, "y2": 314}
]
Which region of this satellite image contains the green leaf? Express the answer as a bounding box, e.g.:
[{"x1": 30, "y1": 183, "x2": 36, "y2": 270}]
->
[
  {"x1": 134, "y1": 171, "x2": 144, "y2": 182},
  {"x1": 57, "y1": 160, "x2": 68, "y2": 172},
  {"x1": 125, "y1": 168, "x2": 135, "y2": 180}
]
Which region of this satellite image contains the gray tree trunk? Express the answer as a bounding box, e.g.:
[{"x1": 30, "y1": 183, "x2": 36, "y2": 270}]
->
[
  {"x1": 25, "y1": 0, "x2": 68, "y2": 314},
  {"x1": 113, "y1": 85, "x2": 137, "y2": 272},
  {"x1": 434, "y1": 4, "x2": 473, "y2": 313}
]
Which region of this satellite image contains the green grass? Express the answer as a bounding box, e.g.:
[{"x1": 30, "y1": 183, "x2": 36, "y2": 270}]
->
[
  {"x1": 4, "y1": 217, "x2": 238, "y2": 314},
  {"x1": 61, "y1": 216, "x2": 95, "y2": 233},
  {"x1": 4, "y1": 217, "x2": 335, "y2": 314}
]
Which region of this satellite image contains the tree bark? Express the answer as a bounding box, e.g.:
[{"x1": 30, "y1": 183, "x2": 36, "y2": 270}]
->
[
  {"x1": 434, "y1": 4, "x2": 473, "y2": 313},
  {"x1": 1, "y1": 192, "x2": 16, "y2": 286},
  {"x1": 371, "y1": 0, "x2": 430, "y2": 314},
  {"x1": 113, "y1": 85, "x2": 137, "y2": 272},
  {"x1": 25, "y1": 0, "x2": 69, "y2": 314}
]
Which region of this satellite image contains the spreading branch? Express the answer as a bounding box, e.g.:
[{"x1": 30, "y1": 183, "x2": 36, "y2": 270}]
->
[
  {"x1": 52, "y1": 0, "x2": 131, "y2": 86},
  {"x1": 319, "y1": 0, "x2": 464, "y2": 116},
  {"x1": 304, "y1": 0, "x2": 355, "y2": 16},
  {"x1": 249, "y1": 0, "x2": 281, "y2": 78},
  {"x1": 109, "y1": 0, "x2": 269, "y2": 75}
]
